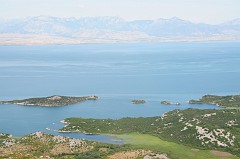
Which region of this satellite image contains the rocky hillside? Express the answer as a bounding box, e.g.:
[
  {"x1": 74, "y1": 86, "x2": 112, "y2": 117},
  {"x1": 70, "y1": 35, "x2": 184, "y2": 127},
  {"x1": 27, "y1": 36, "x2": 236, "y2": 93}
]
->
[
  {"x1": 0, "y1": 131, "x2": 168, "y2": 159},
  {"x1": 0, "y1": 131, "x2": 93, "y2": 158}
]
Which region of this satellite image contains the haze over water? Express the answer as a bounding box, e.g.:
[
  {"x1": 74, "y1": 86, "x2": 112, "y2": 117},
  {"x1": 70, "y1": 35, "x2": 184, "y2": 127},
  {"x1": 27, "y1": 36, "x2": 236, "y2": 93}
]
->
[{"x1": 0, "y1": 41, "x2": 240, "y2": 142}]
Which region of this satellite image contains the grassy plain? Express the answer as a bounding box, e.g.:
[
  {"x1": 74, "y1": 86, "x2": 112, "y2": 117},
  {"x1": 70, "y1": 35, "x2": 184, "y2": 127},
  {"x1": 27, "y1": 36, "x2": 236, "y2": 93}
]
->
[{"x1": 117, "y1": 133, "x2": 239, "y2": 159}]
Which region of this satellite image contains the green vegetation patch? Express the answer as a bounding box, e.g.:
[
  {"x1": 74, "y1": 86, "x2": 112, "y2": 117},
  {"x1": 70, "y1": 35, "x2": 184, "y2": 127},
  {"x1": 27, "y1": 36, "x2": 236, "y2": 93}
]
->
[{"x1": 117, "y1": 133, "x2": 239, "y2": 159}]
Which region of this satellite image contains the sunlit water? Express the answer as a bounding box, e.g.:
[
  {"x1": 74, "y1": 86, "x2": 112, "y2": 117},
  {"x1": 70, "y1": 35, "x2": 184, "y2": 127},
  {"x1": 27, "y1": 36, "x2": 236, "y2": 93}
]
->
[{"x1": 0, "y1": 41, "x2": 240, "y2": 143}]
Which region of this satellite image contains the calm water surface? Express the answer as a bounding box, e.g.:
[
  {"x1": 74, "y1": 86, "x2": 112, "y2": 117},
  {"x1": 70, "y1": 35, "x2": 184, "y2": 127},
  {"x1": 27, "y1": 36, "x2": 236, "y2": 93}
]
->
[{"x1": 0, "y1": 42, "x2": 240, "y2": 143}]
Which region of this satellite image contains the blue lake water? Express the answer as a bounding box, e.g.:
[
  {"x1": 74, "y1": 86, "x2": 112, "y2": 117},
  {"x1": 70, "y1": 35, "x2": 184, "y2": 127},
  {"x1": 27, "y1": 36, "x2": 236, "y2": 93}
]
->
[{"x1": 0, "y1": 41, "x2": 240, "y2": 143}]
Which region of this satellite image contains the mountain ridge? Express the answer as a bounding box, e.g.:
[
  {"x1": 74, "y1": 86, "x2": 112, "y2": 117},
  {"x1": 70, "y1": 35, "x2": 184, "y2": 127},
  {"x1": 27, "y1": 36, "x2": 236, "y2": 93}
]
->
[{"x1": 1, "y1": 16, "x2": 240, "y2": 45}]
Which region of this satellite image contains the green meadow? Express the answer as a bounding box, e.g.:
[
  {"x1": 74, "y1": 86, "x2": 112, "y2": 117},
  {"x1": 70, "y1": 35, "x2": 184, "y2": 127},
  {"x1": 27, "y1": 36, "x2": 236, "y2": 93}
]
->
[{"x1": 117, "y1": 133, "x2": 239, "y2": 159}]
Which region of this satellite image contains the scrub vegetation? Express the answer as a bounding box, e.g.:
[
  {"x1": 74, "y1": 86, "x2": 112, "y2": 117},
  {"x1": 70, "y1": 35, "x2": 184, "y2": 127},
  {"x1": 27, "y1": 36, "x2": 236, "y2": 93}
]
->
[{"x1": 60, "y1": 108, "x2": 240, "y2": 157}]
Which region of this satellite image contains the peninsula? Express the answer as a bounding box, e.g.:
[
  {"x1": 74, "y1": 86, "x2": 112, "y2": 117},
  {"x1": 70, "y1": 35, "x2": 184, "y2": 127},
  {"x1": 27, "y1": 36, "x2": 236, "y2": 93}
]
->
[
  {"x1": 59, "y1": 108, "x2": 240, "y2": 157},
  {"x1": 0, "y1": 95, "x2": 98, "y2": 106},
  {"x1": 57, "y1": 94, "x2": 240, "y2": 157},
  {"x1": 189, "y1": 95, "x2": 240, "y2": 108}
]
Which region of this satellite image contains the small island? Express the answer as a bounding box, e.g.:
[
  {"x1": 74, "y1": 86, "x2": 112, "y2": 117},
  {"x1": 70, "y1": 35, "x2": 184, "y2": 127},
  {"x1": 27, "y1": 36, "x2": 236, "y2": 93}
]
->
[
  {"x1": 131, "y1": 99, "x2": 146, "y2": 104},
  {"x1": 189, "y1": 95, "x2": 240, "y2": 108},
  {"x1": 161, "y1": 101, "x2": 180, "y2": 105},
  {"x1": 0, "y1": 95, "x2": 98, "y2": 106}
]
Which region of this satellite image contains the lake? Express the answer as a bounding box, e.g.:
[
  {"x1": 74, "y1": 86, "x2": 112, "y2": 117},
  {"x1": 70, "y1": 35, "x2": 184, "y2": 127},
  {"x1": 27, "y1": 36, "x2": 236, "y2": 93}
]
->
[{"x1": 0, "y1": 41, "x2": 240, "y2": 143}]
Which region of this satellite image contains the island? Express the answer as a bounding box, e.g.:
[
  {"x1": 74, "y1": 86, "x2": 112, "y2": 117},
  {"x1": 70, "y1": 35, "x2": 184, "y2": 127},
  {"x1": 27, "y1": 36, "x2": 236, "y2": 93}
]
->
[
  {"x1": 188, "y1": 95, "x2": 240, "y2": 108},
  {"x1": 0, "y1": 95, "x2": 98, "y2": 106},
  {"x1": 1, "y1": 95, "x2": 239, "y2": 159},
  {"x1": 131, "y1": 100, "x2": 146, "y2": 104},
  {"x1": 161, "y1": 101, "x2": 181, "y2": 105}
]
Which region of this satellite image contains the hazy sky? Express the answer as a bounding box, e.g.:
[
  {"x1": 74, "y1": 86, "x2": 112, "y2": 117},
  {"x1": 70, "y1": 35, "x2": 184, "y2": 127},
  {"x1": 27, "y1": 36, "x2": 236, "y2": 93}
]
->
[{"x1": 1, "y1": 0, "x2": 240, "y2": 24}]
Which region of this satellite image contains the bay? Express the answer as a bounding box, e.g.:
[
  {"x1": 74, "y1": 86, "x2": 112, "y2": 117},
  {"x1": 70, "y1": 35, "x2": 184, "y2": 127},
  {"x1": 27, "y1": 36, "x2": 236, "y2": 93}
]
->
[{"x1": 0, "y1": 41, "x2": 240, "y2": 143}]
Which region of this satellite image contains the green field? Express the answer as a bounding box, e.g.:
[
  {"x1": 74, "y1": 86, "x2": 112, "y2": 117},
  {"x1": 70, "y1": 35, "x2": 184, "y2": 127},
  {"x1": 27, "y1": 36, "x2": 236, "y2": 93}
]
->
[{"x1": 116, "y1": 133, "x2": 239, "y2": 159}]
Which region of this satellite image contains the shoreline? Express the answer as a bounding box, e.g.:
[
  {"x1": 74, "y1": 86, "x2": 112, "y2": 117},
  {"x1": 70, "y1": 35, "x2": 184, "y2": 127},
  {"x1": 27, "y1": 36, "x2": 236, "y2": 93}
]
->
[{"x1": 0, "y1": 38, "x2": 240, "y2": 46}]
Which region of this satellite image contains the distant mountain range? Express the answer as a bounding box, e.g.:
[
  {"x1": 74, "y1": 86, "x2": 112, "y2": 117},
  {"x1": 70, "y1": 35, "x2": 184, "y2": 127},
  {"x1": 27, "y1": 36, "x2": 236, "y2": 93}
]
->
[{"x1": 0, "y1": 16, "x2": 240, "y2": 45}]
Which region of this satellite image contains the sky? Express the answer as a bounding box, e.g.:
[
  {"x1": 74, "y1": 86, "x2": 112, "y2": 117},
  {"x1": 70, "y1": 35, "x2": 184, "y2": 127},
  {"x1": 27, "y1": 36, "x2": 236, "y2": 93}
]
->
[{"x1": 1, "y1": 0, "x2": 240, "y2": 24}]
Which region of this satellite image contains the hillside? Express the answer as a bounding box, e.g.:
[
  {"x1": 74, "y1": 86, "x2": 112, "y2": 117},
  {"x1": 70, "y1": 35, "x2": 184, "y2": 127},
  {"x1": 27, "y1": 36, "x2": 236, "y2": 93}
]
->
[
  {"x1": 60, "y1": 109, "x2": 240, "y2": 156},
  {"x1": 0, "y1": 131, "x2": 170, "y2": 159}
]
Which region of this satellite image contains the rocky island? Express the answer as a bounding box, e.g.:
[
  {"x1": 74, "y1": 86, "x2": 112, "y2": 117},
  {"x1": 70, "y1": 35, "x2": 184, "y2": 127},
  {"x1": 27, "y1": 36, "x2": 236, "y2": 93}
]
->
[
  {"x1": 131, "y1": 100, "x2": 146, "y2": 104},
  {"x1": 189, "y1": 95, "x2": 240, "y2": 108},
  {"x1": 0, "y1": 95, "x2": 98, "y2": 106},
  {"x1": 161, "y1": 101, "x2": 180, "y2": 105}
]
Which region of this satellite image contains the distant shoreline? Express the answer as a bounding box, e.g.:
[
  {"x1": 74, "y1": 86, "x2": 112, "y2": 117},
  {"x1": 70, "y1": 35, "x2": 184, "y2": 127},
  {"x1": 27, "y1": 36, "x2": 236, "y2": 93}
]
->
[
  {"x1": 0, "y1": 34, "x2": 240, "y2": 46},
  {"x1": 0, "y1": 95, "x2": 98, "y2": 107}
]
